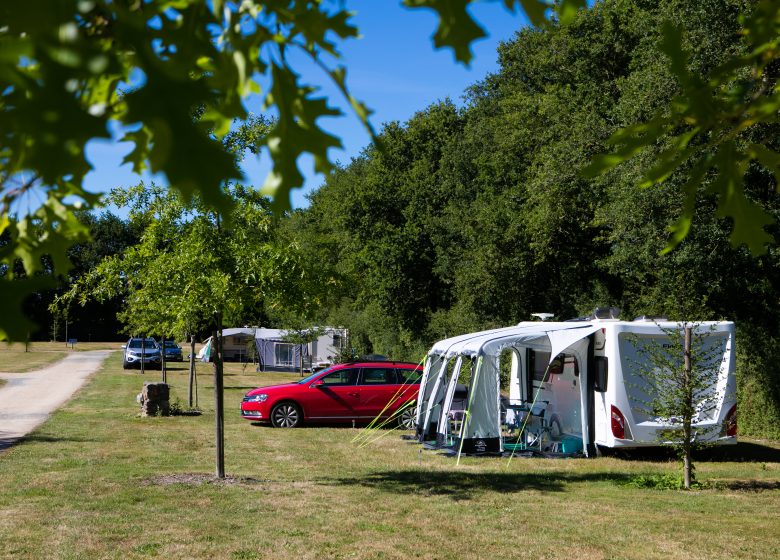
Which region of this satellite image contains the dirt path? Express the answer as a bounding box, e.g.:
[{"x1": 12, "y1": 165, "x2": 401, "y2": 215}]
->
[{"x1": 0, "y1": 350, "x2": 113, "y2": 450}]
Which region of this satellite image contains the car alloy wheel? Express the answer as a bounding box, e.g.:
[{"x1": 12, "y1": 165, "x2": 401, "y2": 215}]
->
[
  {"x1": 398, "y1": 406, "x2": 416, "y2": 430},
  {"x1": 271, "y1": 403, "x2": 300, "y2": 428}
]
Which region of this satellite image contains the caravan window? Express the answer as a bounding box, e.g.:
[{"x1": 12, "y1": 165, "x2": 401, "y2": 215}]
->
[
  {"x1": 530, "y1": 351, "x2": 550, "y2": 382},
  {"x1": 594, "y1": 356, "x2": 608, "y2": 392}
]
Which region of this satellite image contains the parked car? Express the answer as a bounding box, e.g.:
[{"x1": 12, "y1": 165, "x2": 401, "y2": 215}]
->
[
  {"x1": 161, "y1": 340, "x2": 183, "y2": 362},
  {"x1": 122, "y1": 338, "x2": 162, "y2": 370},
  {"x1": 241, "y1": 361, "x2": 423, "y2": 428}
]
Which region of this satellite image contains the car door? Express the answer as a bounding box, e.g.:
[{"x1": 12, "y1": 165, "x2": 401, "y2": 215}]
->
[
  {"x1": 305, "y1": 368, "x2": 360, "y2": 419},
  {"x1": 356, "y1": 367, "x2": 398, "y2": 418}
]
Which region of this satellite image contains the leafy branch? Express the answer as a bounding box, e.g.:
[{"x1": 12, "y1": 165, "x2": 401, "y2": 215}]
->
[{"x1": 585, "y1": 1, "x2": 780, "y2": 255}]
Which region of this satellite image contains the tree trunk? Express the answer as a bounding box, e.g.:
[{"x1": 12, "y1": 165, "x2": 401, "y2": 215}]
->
[
  {"x1": 141, "y1": 335, "x2": 146, "y2": 375},
  {"x1": 213, "y1": 318, "x2": 225, "y2": 479},
  {"x1": 188, "y1": 334, "x2": 196, "y2": 408},
  {"x1": 160, "y1": 335, "x2": 167, "y2": 383},
  {"x1": 683, "y1": 326, "x2": 693, "y2": 490}
]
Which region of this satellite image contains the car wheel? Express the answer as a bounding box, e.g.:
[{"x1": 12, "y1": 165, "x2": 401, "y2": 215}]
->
[
  {"x1": 122, "y1": 360, "x2": 130, "y2": 370},
  {"x1": 271, "y1": 402, "x2": 301, "y2": 428},
  {"x1": 397, "y1": 405, "x2": 416, "y2": 430}
]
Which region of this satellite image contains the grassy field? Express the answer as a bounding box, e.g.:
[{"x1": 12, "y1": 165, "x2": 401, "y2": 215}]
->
[{"x1": 0, "y1": 354, "x2": 779, "y2": 559}]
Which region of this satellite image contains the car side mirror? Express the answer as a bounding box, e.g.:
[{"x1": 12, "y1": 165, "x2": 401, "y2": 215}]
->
[
  {"x1": 310, "y1": 380, "x2": 324, "y2": 389},
  {"x1": 121, "y1": 345, "x2": 126, "y2": 349}
]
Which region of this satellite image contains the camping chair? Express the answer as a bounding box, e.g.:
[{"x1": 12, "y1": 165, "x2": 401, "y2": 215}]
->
[
  {"x1": 447, "y1": 384, "x2": 469, "y2": 441},
  {"x1": 523, "y1": 402, "x2": 550, "y2": 451}
]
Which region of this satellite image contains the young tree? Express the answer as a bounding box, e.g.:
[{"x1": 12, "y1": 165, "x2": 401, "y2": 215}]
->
[{"x1": 628, "y1": 323, "x2": 728, "y2": 489}]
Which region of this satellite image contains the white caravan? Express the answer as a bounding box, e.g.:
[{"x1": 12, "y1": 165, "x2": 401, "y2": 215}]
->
[{"x1": 414, "y1": 316, "x2": 737, "y2": 457}]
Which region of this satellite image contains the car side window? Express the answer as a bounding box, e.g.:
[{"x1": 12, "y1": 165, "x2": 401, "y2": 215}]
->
[
  {"x1": 360, "y1": 368, "x2": 394, "y2": 385},
  {"x1": 394, "y1": 368, "x2": 421, "y2": 384},
  {"x1": 320, "y1": 369, "x2": 358, "y2": 386}
]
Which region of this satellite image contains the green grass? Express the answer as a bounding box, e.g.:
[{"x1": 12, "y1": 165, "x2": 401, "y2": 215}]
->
[{"x1": 1, "y1": 355, "x2": 779, "y2": 559}]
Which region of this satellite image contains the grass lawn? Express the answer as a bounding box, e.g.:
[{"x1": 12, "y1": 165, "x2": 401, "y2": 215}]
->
[{"x1": 0, "y1": 354, "x2": 778, "y2": 559}]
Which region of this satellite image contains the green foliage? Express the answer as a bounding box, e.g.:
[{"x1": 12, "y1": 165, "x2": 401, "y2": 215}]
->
[
  {"x1": 585, "y1": 0, "x2": 780, "y2": 255},
  {"x1": 620, "y1": 473, "x2": 703, "y2": 490},
  {"x1": 52, "y1": 183, "x2": 280, "y2": 338}
]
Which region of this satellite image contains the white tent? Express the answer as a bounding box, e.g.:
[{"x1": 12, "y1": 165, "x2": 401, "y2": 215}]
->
[{"x1": 417, "y1": 322, "x2": 599, "y2": 456}]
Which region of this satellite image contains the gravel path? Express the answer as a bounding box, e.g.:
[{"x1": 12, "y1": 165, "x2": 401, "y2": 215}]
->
[{"x1": 0, "y1": 350, "x2": 113, "y2": 450}]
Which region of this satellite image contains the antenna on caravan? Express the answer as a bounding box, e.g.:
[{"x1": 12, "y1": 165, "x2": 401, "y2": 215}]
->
[{"x1": 531, "y1": 313, "x2": 554, "y2": 321}]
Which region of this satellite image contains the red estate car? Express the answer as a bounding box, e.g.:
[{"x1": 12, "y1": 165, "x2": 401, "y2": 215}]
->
[{"x1": 241, "y1": 361, "x2": 423, "y2": 428}]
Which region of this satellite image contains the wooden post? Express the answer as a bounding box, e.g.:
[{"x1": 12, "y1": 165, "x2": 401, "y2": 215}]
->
[
  {"x1": 213, "y1": 322, "x2": 225, "y2": 479},
  {"x1": 141, "y1": 336, "x2": 146, "y2": 375},
  {"x1": 188, "y1": 334, "x2": 196, "y2": 408},
  {"x1": 683, "y1": 326, "x2": 693, "y2": 490},
  {"x1": 160, "y1": 336, "x2": 167, "y2": 384}
]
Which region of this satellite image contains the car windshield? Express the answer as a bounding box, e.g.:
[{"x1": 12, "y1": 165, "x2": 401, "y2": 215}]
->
[
  {"x1": 297, "y1": 367, "x2": 335, "y2": 384},
  {"x1": 128, "y1": 339, "x2": 157, "y2": 349},
  {"x1": 164, "y1": 341, "x2": 179, "y2": 348}
]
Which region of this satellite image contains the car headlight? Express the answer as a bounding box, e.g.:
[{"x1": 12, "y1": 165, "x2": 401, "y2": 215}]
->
[{"x1": 244, "y1": 394, "x2": 268, "y2": 403}]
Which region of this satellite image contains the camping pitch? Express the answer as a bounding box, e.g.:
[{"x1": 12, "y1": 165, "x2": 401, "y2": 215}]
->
[{"x1": 414, "y1": 315, "x2": 736, "y2": 459}]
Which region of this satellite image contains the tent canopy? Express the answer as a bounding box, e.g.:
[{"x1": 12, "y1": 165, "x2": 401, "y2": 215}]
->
[{"x1": 420, "y1": 321, "x2": 601, "y2": 456}]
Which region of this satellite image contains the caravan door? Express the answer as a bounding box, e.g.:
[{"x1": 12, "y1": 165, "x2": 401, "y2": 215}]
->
[{"x1": 529, "y1": 351, "x2": 582, "y2": 438}]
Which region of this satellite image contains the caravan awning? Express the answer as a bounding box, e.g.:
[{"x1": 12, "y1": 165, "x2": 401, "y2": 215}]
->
[{"x1": 435, "y1": 322, "x2": 600, "y2": 361}]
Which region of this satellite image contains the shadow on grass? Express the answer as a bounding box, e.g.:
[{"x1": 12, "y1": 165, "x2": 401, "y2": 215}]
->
[
  {"x1": 0, "y1": 432, "x2": 97, "y2": 451},
  {"x1": 327, "y1": 469, "x2": 635, "y2": 500},
  {"x1": 715, "y1": 479, "x2": 780, "y2": 491},
  {"x1": 329, "y1": 468, "x2": 780, "y2": 499},
  {"x1": 603, "y1": 441, "x2": 780, "y2": 463}
]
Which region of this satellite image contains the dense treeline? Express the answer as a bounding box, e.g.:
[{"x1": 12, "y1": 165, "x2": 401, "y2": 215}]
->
[
  {"x1": 288, "y1": 0, "x2": 780, "y2": 437},
  {"x1": 15, "y1": 211, "x2": 141, "y2": 342}
]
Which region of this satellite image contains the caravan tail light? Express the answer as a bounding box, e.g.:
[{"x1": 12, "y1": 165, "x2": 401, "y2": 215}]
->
[
  {"x1": 611, "y1": 405, "x2": 627, "y2": 440},
  {"x1": 725, "y1": 404, "x2": 737, "y2": 437}
]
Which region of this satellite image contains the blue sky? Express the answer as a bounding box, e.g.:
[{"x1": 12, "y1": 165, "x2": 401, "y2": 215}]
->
[{"x1": 83, "y1": 2, "x2": 531, "y2": 210}]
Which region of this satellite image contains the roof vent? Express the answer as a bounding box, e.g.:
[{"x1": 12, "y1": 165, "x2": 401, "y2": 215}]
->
[
  {"x1": 633, "y1": 315, "x2": 668, "y2": 322},
  {"x1": 592, "y1": 307, "x2": 621, "y2": 320},
  {"x1": 531, "y1": 313, "x2": 554, "y2": 321}
]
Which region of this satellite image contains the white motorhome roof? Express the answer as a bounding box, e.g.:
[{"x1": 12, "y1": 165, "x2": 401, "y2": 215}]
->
[
  {"x1": 430, "y1": 322, "x2": 599, "y2": 358},
  {"x1": 429, "y1": 320, "x2": 734, "y2": 360}
]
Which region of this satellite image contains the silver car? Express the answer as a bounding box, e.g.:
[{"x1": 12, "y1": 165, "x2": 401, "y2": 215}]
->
[{"x1": 122, "y1": 338, "x2": 162, "y2": 370}]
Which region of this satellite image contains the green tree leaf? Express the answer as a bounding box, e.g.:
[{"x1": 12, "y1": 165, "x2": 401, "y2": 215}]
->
[
  {"x1": 403, "y1": 0, "x2": 487, "y2": 65},
  {"x1": 261, "y1": 63, "x2": 342, "y2": 213}
]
